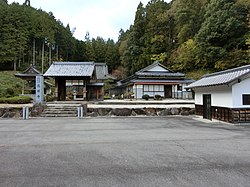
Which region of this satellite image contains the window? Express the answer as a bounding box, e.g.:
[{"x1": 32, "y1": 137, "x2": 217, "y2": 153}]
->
[
  {"x1": 143, "y1": 85, "x2": 164, "y2": 97},
  {"x1": 144, "y1": 85, "x2": 149, "y2": 91},
  {"x1": 149, "y1": 85, "x2": 154, "y2": 91},
  {"x1": 243, "y1": 94, "x2": 250, "y2": 105}
]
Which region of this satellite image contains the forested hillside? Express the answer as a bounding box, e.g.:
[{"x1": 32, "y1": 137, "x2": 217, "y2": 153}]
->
[
  {"x1": 0, "y1": 0, "x2": 120, "y2": 73},
  {"x1": 0, "y1": 0, "x2": 249, "y2": 79},
  {"x1": 121, "y1": 0, "x2": 250, "y2": 76}
]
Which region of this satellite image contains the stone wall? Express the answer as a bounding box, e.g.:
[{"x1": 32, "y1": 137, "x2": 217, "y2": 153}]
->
[
  {"x1": 0, "y1": 108, "x2": 23, "y2": 118},
  {"x1": 0, "y1": 105, "x2": 194, "y2": 118},
  {"x1": 0, "y1": 103, "x2": 46, "y2": 118},
  {"x1": 87, "y1": 107, "x2": 195, "y2": 117}
]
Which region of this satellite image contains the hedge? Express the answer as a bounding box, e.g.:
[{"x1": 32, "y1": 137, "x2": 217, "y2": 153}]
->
[{"x1": 0, "y1": 96, "x2": 33, "y2": 104}]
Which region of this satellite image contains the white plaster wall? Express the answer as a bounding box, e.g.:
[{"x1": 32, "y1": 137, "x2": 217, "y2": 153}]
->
[
  {"x1": 195, "y1": 91, "x2": 203, "y2": 105},
  {"x1": 194, "y1": 86, "x2": 232, "y2": 108},
  {"x1": 147, "y1": 66, "x2": 168, "y2": 72},
  {"x1": 232, "y1": 78, "x2": 250, "y2": 108}
]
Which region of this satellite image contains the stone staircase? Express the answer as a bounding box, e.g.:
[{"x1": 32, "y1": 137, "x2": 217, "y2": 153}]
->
[{"x1": 41, "y1": 102, "x2": 86, "y2": 117}]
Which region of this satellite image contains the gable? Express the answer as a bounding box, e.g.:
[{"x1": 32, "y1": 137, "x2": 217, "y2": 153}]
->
[
  {"x1": 137, "y1": 61, "x2": 173, "y2": 73},
  {"x1": 133, "y1": 61, "x2": 185, "y2": 78},
  {"x1": 146, "y1": 65, "x2": 169, "y2": 72},
  {"x1": 95, "y1": 63, "x2": 108, "y2": 80}
]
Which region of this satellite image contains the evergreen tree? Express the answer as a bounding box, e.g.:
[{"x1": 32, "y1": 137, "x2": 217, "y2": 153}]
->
[
  {"x1": 195, "y1": 0, "x2": 249, "y2": 70},
  {"x1": 0, "y1": 0, "x2": 7, "y2": 4},
  {"x1": 172, "y1": 0, "x2": 207, "y2": 44},
  {"x1": 124, "y1": 2, "x2": 146, "y2": 75},
  {"x1": 105, "y1": 39, "x2": 120, "y2": 71},
  {"x1": 91, "y1": 37, "x2": 106, "y2": 62},
  {"x1": 0, "y1": 3, "x2": 30, "y2": 70},
  {"x1": 84, "y1": 32, "x2": 95, "y2": 61},
  {"x1": 144, "y1": 0, "x2": 171, "y2": 58}
]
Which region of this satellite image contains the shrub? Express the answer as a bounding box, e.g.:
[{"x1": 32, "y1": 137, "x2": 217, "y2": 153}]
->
[
  {"x1": 0, "y1": 96, "x2": 33, "y2": 104},
  {"x1": 142, "y1": 94, "x2": 150, "y2": 100},
  {"x1": 104, "y1": 95, "x2": 111, "y2": 100},
  {"x1": 45, "y1": 94, "x2": 55, "y2": 102},
  {"x1": 6, "y1": 88, "x2": 15, "y2": 97},
  {"x1": 124, "y1": 92, "x2": 134, "y2": 99},
  {"x1": 154, "y1": 94, "x2": 162, "y2": 100},
  {"x1": 0, "y1": 87, "x2": 17, "y2": 98}
]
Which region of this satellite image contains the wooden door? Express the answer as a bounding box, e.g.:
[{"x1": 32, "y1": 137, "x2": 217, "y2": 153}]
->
[
  {"x1": 164, "y1": 85, "x2": 172, "y2": 98},
  {"x1": 203, "y1": 94, "x2": 212, "y2": 120}
]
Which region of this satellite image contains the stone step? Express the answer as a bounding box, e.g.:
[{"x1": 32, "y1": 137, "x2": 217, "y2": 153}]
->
[
  {"x1": 42, "y1": 110, "x2": 77, "y2": 114},
  {"x1": 40, "y1": 102, "x2": 87, "y2": 117},
  {"x1": 40, "y1": 113, "x2": 77, "y2": 117},
  {"x1": 45, "y1": 107, "x2": 77, "y2": 111},
  {"x1": 41, "y1": 105, "x2": 79, "y2": 117},
  {"x1": 46, "y1": 105, "x2": 80, "y2": 108},
  {"x1": 46, "y1": 101, "x2": 86, "y2": 105}
]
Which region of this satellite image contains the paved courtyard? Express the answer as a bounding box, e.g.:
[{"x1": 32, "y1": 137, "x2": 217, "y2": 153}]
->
[{"x1": 0, "y1": 116, "x2": 249, "y2": 187}]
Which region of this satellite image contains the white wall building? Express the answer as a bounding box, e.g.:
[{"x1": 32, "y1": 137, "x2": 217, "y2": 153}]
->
[
  {"x1": 186, "y1": 65, "x2": 250, "y2": 123},
  {"x1": 120, "y1": 61, "x2": 194, "y2": 99}
]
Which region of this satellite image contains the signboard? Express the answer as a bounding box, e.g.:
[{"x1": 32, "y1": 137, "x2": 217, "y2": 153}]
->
[{"x1": 36, "y1": 75, "x2": 44, "y2": 103}]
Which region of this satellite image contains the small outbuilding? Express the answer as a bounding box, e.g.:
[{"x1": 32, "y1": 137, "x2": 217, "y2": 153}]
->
[
  {"x1": 186, "y1": 65, "x2": 250, "y2": 123},
  {"x1": 15, "y1": 64, "x2": 52, "y2": 99},
  {"x1": 118, "y1": 61, "x2": 194, "y2": 99}
]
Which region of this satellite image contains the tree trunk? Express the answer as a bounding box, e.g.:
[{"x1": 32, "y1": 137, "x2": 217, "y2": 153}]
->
[
  {"x1": 33, "y1": 39, "x2": 35, "y2": 65},
  {"x1": 13, "y1": 61, "x2": 17, "y2": 71}
]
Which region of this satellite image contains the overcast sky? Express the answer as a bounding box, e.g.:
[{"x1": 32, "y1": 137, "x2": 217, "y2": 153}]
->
[{"x1": 9, "y1": 0, "x2": 171, "y2": 41}]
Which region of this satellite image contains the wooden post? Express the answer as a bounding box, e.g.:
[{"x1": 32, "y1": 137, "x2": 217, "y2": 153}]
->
[
  {"x1": 22, "y1": 80, "x2": 25, "y2": 95},
  {"x1": 83, "y1": 80, "x2": 87, "y2": 100},
  {"x1": 55, "y1": 78, "x2": 58, "y2": 100}
]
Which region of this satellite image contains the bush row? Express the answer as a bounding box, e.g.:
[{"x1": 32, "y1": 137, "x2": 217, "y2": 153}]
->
[
  {"x1": 142, "y1": 94, "x2": 162, "y2": 100},
  {"x1": 0, "y1": 96, "x2": 33, "y2": 104}
]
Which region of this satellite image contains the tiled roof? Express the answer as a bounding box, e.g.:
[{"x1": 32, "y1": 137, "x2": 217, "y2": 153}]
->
[
  {"x1": 44, "y1": 62, "x2": 95, "y2": 77},
  {"x1": 121, "y1": 61, "x2": 186, "y2": 84},
  {"x1": 136, "y1": 72, "x2": 185, "y2": 77},
  {"x1": 186, "y1": 65, "x2": 250, "y2": 88},
  {"x1": 15, "y1": 64, "x2": 42, "y2": 77},
  {"x1": 132, "y1": 79, "x2": 194, "y2": 84}
]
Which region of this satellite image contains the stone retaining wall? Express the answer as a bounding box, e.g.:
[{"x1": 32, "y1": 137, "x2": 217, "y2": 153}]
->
[
  {"x1": 87, "y1": 107, "x2": 195, "y2": 117},
  {"x1": 0, "y1": 103, "x2": 46, "y2": 118},
  {"x1": 0, "y1": 105, "x2": 194, "y2": 118}
]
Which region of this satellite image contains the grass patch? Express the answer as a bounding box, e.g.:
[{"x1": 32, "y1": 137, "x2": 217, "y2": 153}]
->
[{"x1": 0, "y1": 71, "x2": 23, "y2": 97}]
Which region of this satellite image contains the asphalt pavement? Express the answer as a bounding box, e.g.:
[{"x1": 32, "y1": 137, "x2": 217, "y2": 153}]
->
[{"x1": 0, "y1": 116, "x2": 249, "y2": 187}]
